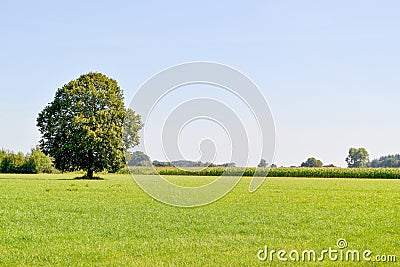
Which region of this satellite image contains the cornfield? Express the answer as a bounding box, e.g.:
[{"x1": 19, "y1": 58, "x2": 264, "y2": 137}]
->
[{"x1": 118, "y1": 167, "x2": 400, "y2": 179}]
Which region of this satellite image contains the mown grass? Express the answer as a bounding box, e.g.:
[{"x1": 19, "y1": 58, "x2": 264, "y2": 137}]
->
[{"x1": 0, "y1": 174, "x2": 399, "y2": 266}]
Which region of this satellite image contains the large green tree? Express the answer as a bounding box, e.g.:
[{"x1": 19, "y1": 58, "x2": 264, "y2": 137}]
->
[
  {"x1": 345, "y1": 147, "x2": 369, "y2": 168},
  {"x1": 37, "y1": 72, "x2": 142, "y2": 178}
]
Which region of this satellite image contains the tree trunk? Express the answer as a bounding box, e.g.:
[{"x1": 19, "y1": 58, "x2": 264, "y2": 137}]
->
[
  {"x1": 86, "y1": 149, "x2": 94, "y2": 179},
  {"x1": 87, "y1": 169, "x2": 93, "y2": 179}
]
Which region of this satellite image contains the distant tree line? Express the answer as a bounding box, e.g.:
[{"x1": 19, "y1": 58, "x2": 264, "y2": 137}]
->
[
  {"x1": 130, "y1": 149, "x2": 400, "y2": 169},
  {"x1": 345, "y1": 148, "x2": 400, "y2": 168},
  {"x1": 369, "y1": 154, "x2": 400, "y2": 168},
  {"x1": 2, "y1": 146, "x2": 400, "y2": 174},
  {"x1": 126, "y1": 152, "x2": 236, "y2": 168},
  {"x1": 0, "y1": 147, "x2": 54, "y2": 174},
  {"x1": 152, "y1": 160, "x2": 236, "y2": 168},
  {"x1": 127, "y1": 151, "x2": 152, "y2": 166},
  {"x1": 301, "y1": 157, "x2": 323, "y2": 167},
  {"x1": 299, "y1": 148, "x2": 400, "y2": 169}
]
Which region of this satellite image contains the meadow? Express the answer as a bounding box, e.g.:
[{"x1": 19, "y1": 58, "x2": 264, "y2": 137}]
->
[{"x1": 0, "y1": 173, "x2": 399, "y2": 266}]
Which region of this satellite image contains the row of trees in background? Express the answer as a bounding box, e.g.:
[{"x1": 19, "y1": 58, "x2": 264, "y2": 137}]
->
[
  {"x1": 370, "y1": 154, "x2": 400, "y2": 168},
  {"x1": 301, "y1": 157, "x2": 323, "y2": 167},
  {"x1": 128, "y1": 147, "x2": 396, "y2": 169},
  {"x1": 0, "y1": 147, "x2": 53, "y2": 174},
  {"x1": 152, "y1": 160, "x2": 236, "y2": 168},
  {"x1": 1, "y1": 147, "x2": 400, "y2": 174},
  {"x1": 299, "y1": 148, "x2": 369, "y2": 168},
  {"x1": 300, "y1": 148, "x2": 400, "y2": 168},
  {"x1": 127, "y1": 151, "x2": 236, "y2": 168}
]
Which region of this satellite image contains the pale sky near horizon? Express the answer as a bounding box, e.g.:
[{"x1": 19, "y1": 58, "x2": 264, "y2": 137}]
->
[{"x1": 1, "y1": 1, "x2": 399, "y2": 167}]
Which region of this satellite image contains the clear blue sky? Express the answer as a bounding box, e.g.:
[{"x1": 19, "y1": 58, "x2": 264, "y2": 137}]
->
[{"x1": 1, "y1": 0, "x2": 399, "y2": 167}]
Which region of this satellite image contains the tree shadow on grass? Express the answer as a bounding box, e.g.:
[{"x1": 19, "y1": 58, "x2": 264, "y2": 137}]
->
[
  {"x1": 0, "y1": 175, "x2": 105, "y2": 181},
  {"x1": 73, "y1": 176, "x2": 105, "y2": 180},
  {"x1": 55, "y1": 176, "x2": 105, "y2": 181},
  {"x1": 0, "y1": 177, "x2": 54, "y2": 180}
]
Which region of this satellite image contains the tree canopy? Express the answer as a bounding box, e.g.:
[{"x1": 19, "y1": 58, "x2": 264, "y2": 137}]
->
[
  {"x1": 369, "y1": 154, "x2": 400, "y2": 168},
  {"x1": 128, "y1": 151, "x2": 151, "y2": 166},
  {"x1": 37, "y1": 72, "x2": 142, "y2": 178},
  {"x1": 301, "y1": 157, "x2": 323, "y2": 167},
  {"x1": 257, "y1": 159, "x2": 268, "y2": 168},
  {"x1": 0, "y1": 148, "x2": 53, "y2": 174},
  {"x1": 345, "y1": 147, "x2": 369, "y2": 168}
]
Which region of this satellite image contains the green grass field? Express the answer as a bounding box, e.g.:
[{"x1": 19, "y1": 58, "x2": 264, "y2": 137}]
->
[{"x1": 0, "y1": 174, "x2": 399, "y2": 266}]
